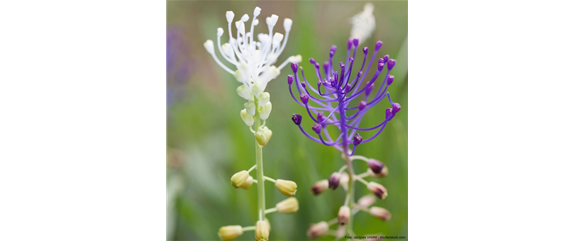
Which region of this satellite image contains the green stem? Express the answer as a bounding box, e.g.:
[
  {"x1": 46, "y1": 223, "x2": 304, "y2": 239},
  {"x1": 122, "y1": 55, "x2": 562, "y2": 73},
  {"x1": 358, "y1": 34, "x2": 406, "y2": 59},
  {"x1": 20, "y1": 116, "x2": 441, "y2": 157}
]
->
[
  {"x1": 342, "y1": 150, "x2": 355, "y2": 235},
  {"x1": 254, "y1": 99, "x2": 265, "y2": 221}
]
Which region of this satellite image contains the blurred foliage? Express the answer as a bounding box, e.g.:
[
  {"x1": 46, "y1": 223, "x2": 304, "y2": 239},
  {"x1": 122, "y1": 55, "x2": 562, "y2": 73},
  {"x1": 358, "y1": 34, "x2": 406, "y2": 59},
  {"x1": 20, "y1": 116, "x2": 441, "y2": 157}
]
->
[{"x1": 167, "y1": 1, "x2": 407, "y2": 240}]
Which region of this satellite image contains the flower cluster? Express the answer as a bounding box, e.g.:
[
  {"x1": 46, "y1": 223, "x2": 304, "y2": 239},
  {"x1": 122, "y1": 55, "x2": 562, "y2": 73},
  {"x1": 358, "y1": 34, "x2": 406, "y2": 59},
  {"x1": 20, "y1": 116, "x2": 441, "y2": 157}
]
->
[
  {"x1": 204, "y1": 6, "x2": 301, "y2": 128},
  {"x1": 205, "y1": 7, "x2": 301, "y2": 241},
  {"x1": 288, "y1": 38, "x2": 399, "y2": 239}
]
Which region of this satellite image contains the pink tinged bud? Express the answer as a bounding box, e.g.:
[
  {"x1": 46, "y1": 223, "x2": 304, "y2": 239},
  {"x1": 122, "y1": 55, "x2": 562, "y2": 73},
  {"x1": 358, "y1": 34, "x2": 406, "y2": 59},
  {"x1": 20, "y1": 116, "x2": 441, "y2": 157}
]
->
[
  {"x1": 312, "y1": 123, "x2": 321, "y2": 134},
  {"x1": 358, "y1": 101, "x2": 367, "y2": 111},
  {"x1": 287, "y1": 75, "x2": 294, "y2": 85},
  {"x1": 385, "y1": 108, "x2": 393, "y2": 119},
  {"x1": 368, "y1": 166, "x2": 389, "y2": 178},
  {"x1": 366, "y1": 83, "x2": 374, "y2": 96},
  {"x1": 291, "y1": 63, "x2": 298, "y2": 73},
  {"x1": 311, "y1": 179, "x2": 329, "y2": 195},
  {"x1": 357, "y1": 195, "x2": 376, "y2": 208},
  {"x1": 367, "y1": 159, "x2": 384, "y2": 174},
  {"x1": 387, "y1": 59, "x2": 396, "y2": 70},
  {"x1": 367, "y1": 182, "x2": 388, "y2": 199},
  {"x1": 375, "y1": 41, "x2": 383, "y2": 51},
  {"x1": 328, "y1": 172, "x2": 341, "y2": 189},
  {"x1": 353, "y1": 133, "x2": 363, "y2": 145},
  {"x1": 369, "y1": 207, "x2": 392, "y2": 221},
  {"x1": 292, "y1": 113, "x2": 302, "y2": 125},
  {"x1": 387, "y1": 75, "x2": 394, "y2": 85},
  {"x1": 300, "y1": 94, "x2": 309, "y2": 104},
  {"x1": 307, "y1": 221, "x2": 329, "y2": 239},
  {"x1": 345, "y1": 84, "x2": 352, "y2": 92},
  {"x1": 338, "y1": 206, "x2": 351, "y2": 225},
  {"x1": 392, "y1": 103, "x2": 401, "y2": 113}
]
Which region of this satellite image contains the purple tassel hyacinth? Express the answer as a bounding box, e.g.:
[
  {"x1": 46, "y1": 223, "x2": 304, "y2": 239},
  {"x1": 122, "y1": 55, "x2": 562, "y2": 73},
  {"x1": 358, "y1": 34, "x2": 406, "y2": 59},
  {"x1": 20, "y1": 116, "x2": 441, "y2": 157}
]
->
[{"x1": 288, "y1": 38, "x2": 400, "y2": 156}]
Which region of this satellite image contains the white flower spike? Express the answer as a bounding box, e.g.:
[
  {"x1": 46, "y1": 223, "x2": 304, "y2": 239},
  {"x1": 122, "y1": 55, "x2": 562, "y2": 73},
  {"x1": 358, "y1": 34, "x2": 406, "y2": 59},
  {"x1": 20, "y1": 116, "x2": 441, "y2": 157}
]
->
[
  {"x1": 204, "y1": 7, "x2": 301, "y2": 126},
  {"x1": 349, "y1": 3, "x2": 376, "y2": 43}
]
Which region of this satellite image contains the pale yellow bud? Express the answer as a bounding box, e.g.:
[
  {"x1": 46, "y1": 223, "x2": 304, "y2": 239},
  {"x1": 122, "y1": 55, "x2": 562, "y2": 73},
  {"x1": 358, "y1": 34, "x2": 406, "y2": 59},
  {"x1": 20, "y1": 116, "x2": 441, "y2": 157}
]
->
[
  {"x1": 275, "y1": 179, "x2": 297, "y2": 196},
  {"x1": 264, "y1": 218, "x2": 271, "y2": 231},
  {"x1": 357, "y1": 195, "x2": 376, "y2": 208},
  {"x1": 338, "y1": 206, "x2": 351, "y2": 225},
  {"x1": 262, "y1": 126, "x2": 272, "y2": 144},
  {"x1": 259, "y1": 102, "x2": 272, "y2": 120},
  {"x1": 239, "y1": 175, "x2": 253, "y2": 189},
  {"x1": 306, "y1": 221, "x2": 328, "y2": 239},
  {"x1": 255, "y1": 220, "x2": 269, "y2": 241},
  {"x1": 218, "y1": 225, "x2": 243, "y2": 241},
  {"x1": 240, "y1": 109, "x2": 254, "y2": 126},
  {"x1": 369, "y1": 206, "x2": 391, "y2": 221},
  {"x1": 255, "y1": 130, "x2": 268, "y2": 146},
  {"x1": 236, "y1": 85, "x2": 252, "y2": 100},
  {"x1": 276, "y1": 197, "x2": 299, "y2": 214},
  {"x1": 230, "y1": 170, "x2": 250, "y2": 189}
]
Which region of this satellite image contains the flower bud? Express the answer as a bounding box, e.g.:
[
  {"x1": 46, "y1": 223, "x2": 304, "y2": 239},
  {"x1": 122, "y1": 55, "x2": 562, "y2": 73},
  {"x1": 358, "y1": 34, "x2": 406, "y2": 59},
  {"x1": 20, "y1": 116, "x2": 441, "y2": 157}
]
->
[
  {"x1": 300, "y1": 94, "x2": 309, "y2": 104},
  {"x1": 204, "y1": 40, "x2": 215, "y2": 54},
  {"x1": 244, "y1": 101, "x2": 256, "y2": 116},
  {"x1": 263, "y1": 126, "x2": 272, "y2": 144},
  {"x1": 387, "y1": 75, "x2": 395, "y2": 86},
  {"x1": 357, "y1": 195, "x2": 376, "y2": 208},
  {"x1": 383, "y1": 54, "x2": 389, "y2": 63},
  {"x1": 240, "y1": 109, "x2": 254, "y2": 127},
  {"x1": 255, "y1": 130, "x2": 268, "y2": 146},
  {"x1": 275, "y1": 179, "x2": 297, "y2": 196},
  {"x1": 340, "y1": 172, "x2": 349, "y2": 188},
  {"x1": 338, "y1": 206, "x2": 351, "y2": 225},
  {"x1": 352, "y1": 38, "x2": 359, "y2": 46},
  {"x1": 358, "y1": 101, "x2": 367, "y2": 111},
  {"x1": 258, "y1": 92, "x2": 270, "y2": 106},
  {"x1": 259, "y1": 102, "x2": 272, "y2": 120},
  {"x1": 255, "y1": 220, "x2": 269, "y2": 241},
  {"x1": 236, "y1": 85, "x2": 252, "y2": 100},
  {"x1": 291, "y1": 113, "x2": 302, "y2": 125},
  {"x1": 392, "y1": 103, "x2": 401, "y2": 114},
  {"x1": 264, "y1": 218, "x2": 271, "y2": 231},
  {"x1": 363, "y1": 47, "x2": 368, "y2": 54},
  {"x1": 387, "y1": 59, "x2": 396, "y2": 70},
  {"x1": 276, "y1": 197, "x2": 299, "y2": 214},
  {"x1": 328, "y1": 172, "x2": 341, "y2": 189},
  {"x1": 369, "y1": 207, "x2": 391, "y2": 221},
  {"x1": 316, "y1": 112, "x2": 326, "y2": 123},
  {"x1": 368, "y1": 162, "x2": 388, "y2": 178},
  {"x1": 291, "y1": 63, "x2": 298, "y2": 73},
  {"x1": 368, "y1": 159, "x2": 384, "y2": 174},
  {"x1": 375, "y1": 41, "x2": 383, "y2": 51},
  {"x1": 230, "y1": 170, "x2": 250, "y2": 189},
  {"x1": 287, "y1": 75, "x2": 294, "y2": 85},
  {"x1": 353, "y1": 133, "x2": 363, "y2": 145},
  {"x1": 367, "y1": 182, "x2": 388, "y2": 199},
  {"x1": 366, "y1": 83, "x2": 374, "y2": 96},
  {"x1": 311, "y1": 179, "x2": 329, "y2": 195},
  {"x1": 240, "y1": 175, "x2": 253, "y2": 189},
  {"x1": 218, "y1": 225, "x2": 243, "y2": 241},
  {"x1": 306, "y1": 221, "x2": 329, "y2": 239},
  {"x1": 312, "y1": 123, "x2": 321, "y2": 134},
  {"x1": 385, "y1": 108, "x2": 393, "y2": 119}
]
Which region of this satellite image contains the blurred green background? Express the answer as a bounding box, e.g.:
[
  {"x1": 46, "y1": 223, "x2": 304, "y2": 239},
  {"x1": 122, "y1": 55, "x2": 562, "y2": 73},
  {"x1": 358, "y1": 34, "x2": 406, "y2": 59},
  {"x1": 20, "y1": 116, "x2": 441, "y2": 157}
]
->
[{"x1": 167, "y1": 1, "x2": 407, "y2": 240}]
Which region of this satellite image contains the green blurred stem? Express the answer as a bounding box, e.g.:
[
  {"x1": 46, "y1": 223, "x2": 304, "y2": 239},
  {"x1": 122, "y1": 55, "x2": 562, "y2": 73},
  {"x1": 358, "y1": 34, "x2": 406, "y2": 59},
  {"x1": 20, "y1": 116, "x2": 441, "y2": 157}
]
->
[
  {"x1": 342, "y1": 149, "x2": 355, "y2": 236},
  {"x1": 254, "y1": 98, "x2": 266, "y2": 221}
]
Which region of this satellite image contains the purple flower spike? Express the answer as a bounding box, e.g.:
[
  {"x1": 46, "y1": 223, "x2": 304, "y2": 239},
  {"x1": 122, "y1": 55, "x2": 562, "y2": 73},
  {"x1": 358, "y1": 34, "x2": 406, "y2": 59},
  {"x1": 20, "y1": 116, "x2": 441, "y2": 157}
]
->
[
  {"x1": 387, "y1": 59, "x2": 396, "y2": 70},
  {"x1": 291, "y1": 63, "x2": 299, "y2": 73},
  {"x1": 287, "y1": 75, "x2": 294, "y2": 85},
  {"x1": 366, "y1": 83, "x2": 374, "y2": 96},
  {"x1": 300, "y1": 94, "x2": 309, "y2": 104},
  {"x1": 387, "y1": 75, "x2": 394, "y2": 85},
  {"x1": 292, "y1": 114, "x2": 302, "y2": 125},
  {"x1": 375, "y1": 41, "x2": 383, "y2": 51},
  {"x1": 353, "y1": 133, "x2": 363, "y2": 145},
  {"x1": 287, "y1": 39, "x2": 399, "y2": 154},
  {"x1": 392, "y1": 103, "x2": 401, "y2": 113},
  {"x1": 358, "y1": 101, "x2": 367, "y2": 111},
  {"x1": 317, "y1": 112, "x2": 326, "y2": 122},
  {"x1": 312, "y1": 123, "x2": 322, "y2": 134},
  {"x1": 385, "y1": 108, "x2": 393, "y2": 119}
]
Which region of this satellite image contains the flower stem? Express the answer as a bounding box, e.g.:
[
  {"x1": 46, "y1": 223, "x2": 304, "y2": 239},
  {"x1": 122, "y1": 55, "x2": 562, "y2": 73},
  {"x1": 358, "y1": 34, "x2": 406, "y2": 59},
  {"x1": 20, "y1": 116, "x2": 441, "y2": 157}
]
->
[
  {"x1": 342, "y1": 149, "x2": 355, "y2": 233},
  {"x1": 254, "y1": 98, "x2": 266, "y2": 221}
]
